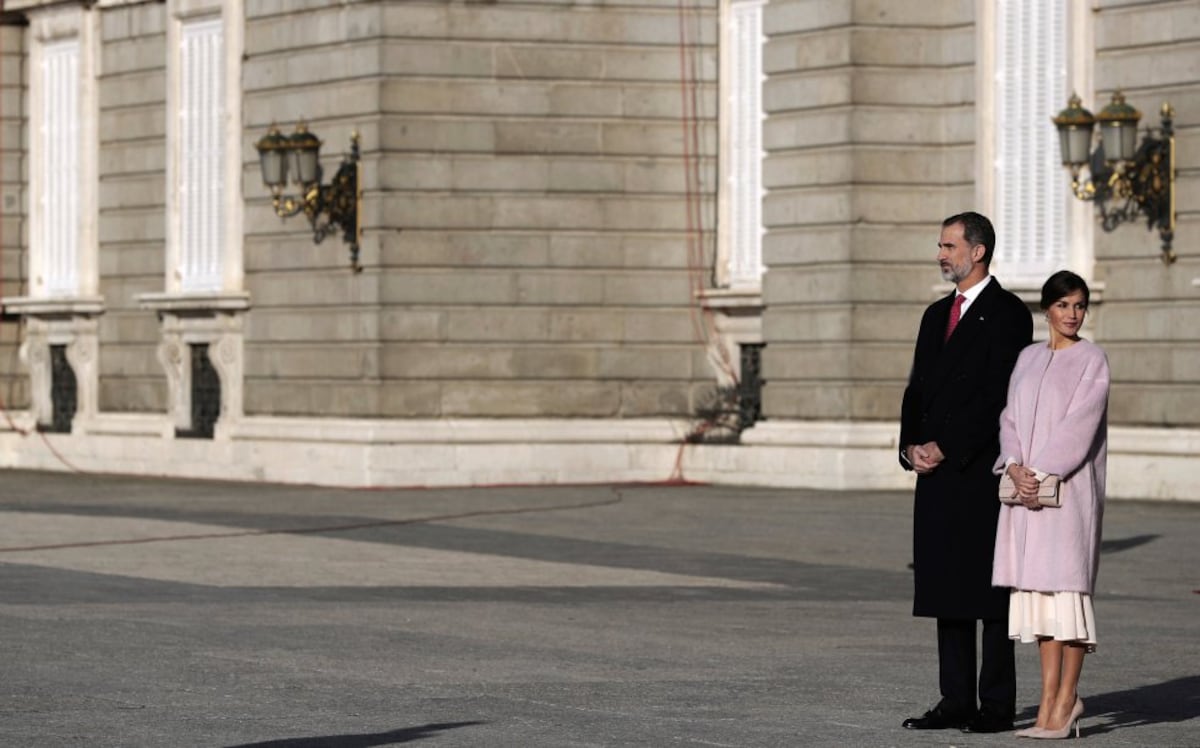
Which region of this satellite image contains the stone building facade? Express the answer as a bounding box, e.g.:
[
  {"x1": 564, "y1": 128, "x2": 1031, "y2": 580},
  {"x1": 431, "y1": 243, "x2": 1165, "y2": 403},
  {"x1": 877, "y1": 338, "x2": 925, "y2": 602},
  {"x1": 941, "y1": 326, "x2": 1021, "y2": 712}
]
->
[{"x1": 0, "y1": 0, "x2": 1195, "y2": 499}]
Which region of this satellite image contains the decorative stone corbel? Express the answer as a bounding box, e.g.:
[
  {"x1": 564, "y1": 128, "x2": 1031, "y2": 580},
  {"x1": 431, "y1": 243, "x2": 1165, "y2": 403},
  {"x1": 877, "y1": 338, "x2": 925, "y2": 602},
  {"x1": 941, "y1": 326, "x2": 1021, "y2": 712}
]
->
[
  {"x1": 2, "y1": 298, "x2": 103, "y2": 432},
  {"x1": 156, "y1": 332, "x2": 190, "y2": 433},
  {"x1": 65, "y1": 329, "x2": 99, "y2": 422},
  {"x1": 17, "y1": 326, "x2": 53, "y2": 428},
  {"x1": 139, "y1": 292, "x2": 249, "y2": 438},
  {"x1": 208, "y1": 330, "x2": 244, "y2": 425},
  {"x1": 697, "y1": 288, "x2": 764, "y2": 388}
]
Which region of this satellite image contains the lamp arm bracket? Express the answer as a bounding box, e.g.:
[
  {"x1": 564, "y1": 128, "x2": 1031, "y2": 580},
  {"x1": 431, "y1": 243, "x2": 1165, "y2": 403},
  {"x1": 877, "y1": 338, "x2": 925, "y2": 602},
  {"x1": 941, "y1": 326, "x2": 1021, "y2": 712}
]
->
[
  {"x1": 272, "y1": 195, "x2": 308, "y2": 219},
  {"x1": 256, "y1": 127, "x2": 364, "y2": 271},
  {"x1": 1058, "y1": 98, "x2": 1176, "y2": 264}
]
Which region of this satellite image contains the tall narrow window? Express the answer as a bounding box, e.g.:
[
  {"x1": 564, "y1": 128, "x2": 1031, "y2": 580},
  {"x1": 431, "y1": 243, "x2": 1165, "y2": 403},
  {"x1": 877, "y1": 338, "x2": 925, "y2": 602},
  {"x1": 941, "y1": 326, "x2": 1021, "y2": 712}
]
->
[
  {"x1": 10, "y1": 9, "x2": 103, "y2": 433},
  {"x1": 38, "y1": 39, "x2": 80, "y2": 296},
  {"x1": 993, "y1": 0, "x2": 1070, "y2": 279},
  {"x1": 179, "y1": 18, "x2": 224, "y2": 292},
  {"x1": 144, "y1": 3, "x2": 247, "y2": 436},
  {"x1": 719, "y1": 0, "x2": 766, "y2": 288}
]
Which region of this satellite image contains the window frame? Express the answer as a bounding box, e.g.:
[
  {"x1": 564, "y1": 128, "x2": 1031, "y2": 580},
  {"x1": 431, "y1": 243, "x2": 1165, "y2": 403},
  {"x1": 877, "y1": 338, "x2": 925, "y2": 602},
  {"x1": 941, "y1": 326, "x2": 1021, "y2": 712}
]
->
[
  {"x1": 163, "y1": 0, "x2": 244, "y2": 296},
  {"x1": 717, "y1": 0, "x2": 767, "y2": 290},
  {"x1": 976, "y1": 0, "x2": 1094, "y2": 286},
  {"x1": 26, "y1": 6, "x2": 99, "y2": 300}
]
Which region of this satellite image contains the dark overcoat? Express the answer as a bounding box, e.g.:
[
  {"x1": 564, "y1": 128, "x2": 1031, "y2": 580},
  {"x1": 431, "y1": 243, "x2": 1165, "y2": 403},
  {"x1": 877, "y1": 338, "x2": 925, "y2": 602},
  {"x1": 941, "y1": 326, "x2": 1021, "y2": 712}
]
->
[{"x1": 900, "y1": 278, "x2": 1032, "y2": 620}]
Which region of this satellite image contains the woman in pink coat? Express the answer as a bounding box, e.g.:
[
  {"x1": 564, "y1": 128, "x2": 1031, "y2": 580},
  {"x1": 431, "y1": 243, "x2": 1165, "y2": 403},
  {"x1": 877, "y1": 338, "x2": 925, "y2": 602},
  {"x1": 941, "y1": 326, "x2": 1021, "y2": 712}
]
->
[{"x1": 992, "y1": 270, "x2": 1109, "y2": 740}]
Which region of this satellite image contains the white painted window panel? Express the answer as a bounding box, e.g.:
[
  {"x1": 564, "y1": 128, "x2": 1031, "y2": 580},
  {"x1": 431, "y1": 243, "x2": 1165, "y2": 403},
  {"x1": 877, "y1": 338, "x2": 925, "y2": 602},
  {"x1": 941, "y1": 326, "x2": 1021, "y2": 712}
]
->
[
  {"x1": 727, "y1": 0, "x2": 766, "y2": 288},
  {"x1": 179, "y1": 18, "x2": 224, "y2": 292},
  {"x1": 994, "y1": 0, "x2": 1068, "y2": 279},
  {"x1": 39, "y1": 39, "x2": 80, "y2": 296}
]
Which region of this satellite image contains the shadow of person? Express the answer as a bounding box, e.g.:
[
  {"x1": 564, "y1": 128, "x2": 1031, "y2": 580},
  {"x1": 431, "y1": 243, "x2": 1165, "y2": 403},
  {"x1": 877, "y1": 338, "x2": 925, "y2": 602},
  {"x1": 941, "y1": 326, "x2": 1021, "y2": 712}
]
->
[
  {"x1": 1078, "y1": 675, "x2": 1200, "y2": 735},
  {"x1": 1099, "y1": 534, "x2": 1160, "y2": 555},
  {"x1": 909, "y1": 535, "x2": 1161, "y2": 572},
  {"x1": 223, "y1": 721, "x2": 486, "y2": 747}
]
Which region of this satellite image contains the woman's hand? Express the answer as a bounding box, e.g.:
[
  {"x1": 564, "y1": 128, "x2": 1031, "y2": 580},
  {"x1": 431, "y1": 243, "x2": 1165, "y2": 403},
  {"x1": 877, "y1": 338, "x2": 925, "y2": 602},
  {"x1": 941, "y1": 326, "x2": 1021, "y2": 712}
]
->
[{"x1": 1006, "y1": 463, "x2": 1042, "y2": 511}]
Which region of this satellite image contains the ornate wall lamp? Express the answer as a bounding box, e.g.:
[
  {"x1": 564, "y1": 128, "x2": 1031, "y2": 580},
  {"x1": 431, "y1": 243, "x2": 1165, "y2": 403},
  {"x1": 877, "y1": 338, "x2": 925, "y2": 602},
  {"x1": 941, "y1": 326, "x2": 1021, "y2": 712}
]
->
[
  {"x1": 254, "y1": 123, "x2": 363, "y2": 272},
  {"x1": 1053, "y1": 91, "x2": 1176, "y2": 264}
]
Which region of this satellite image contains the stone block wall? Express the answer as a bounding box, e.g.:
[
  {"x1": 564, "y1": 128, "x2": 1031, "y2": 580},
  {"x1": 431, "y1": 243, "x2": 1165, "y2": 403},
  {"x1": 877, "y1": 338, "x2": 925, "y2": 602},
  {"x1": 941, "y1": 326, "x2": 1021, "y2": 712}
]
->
[
  {"x1": 0, "y1": 21, "x2": 28, "y2": 410},
  {"x1": 97, "y1": 3, "x2": 167, "y2": 412},
  {"x1": 1091, "y1": 0, "x2": 1200, "y2": 428},
  {"x1": 242, "y1": 1, "x2": 720, "y2": 419},
  {"x1": 242, "y1": 3, "x2": 388, "y2": 417},
  {"x1": 760, "y1": 0, "x2": 974, "y2": 421},
  {"x1": 5, "y1": 0, "x2": 1194, "y2": 434},
  {"x1": 757, "y1": 0, "x2": 1200, "y2": 432}
]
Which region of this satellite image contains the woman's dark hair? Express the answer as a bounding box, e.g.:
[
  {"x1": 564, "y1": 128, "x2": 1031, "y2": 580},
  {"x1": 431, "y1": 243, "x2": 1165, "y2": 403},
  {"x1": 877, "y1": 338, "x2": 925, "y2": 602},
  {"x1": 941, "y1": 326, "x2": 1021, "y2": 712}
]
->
[{"x1": 1040, "y1": 270, "x2": 1090, "y2": 310}]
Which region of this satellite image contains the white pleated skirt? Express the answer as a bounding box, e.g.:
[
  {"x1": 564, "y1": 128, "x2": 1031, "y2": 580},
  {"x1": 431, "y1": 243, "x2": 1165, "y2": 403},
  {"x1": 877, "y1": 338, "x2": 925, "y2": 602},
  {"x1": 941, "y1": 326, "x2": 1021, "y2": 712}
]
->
[{"x1": 1009, "y1": 590, "x2": 1098, "y2": 651}]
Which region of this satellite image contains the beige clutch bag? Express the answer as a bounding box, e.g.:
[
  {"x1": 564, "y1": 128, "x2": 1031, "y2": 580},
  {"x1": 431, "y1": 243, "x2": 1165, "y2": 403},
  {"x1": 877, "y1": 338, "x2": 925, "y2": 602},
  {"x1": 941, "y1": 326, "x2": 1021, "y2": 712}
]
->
[{"x1": 998, "y1": 473, "x2": 1061, "y2": 507}]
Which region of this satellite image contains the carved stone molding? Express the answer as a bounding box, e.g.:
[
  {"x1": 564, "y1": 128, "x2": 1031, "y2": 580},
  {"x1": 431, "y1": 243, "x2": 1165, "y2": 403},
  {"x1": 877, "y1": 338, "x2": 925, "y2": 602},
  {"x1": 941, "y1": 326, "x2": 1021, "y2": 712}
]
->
[
  {"x1": 11, "y1": 311, "x2": 101, "y2": 431},
  {"x1": 17, "y1": 330, "x2": 52, "y2": 428},
  {"x1": 156, "y1": 333, "x2": 190, "y2": 432},
  {"x1": 697, "y1": 288, "x2": 764, "y2": 387},
  {"x1": 64, "y1": 329, "x2": 98, "y2": 421},
  {"x1": 141, "y1": 294, "x2": 249, "y2": 439},
  {"x1": 208, "y1": 330, "x2": 244, "y2": 423}
]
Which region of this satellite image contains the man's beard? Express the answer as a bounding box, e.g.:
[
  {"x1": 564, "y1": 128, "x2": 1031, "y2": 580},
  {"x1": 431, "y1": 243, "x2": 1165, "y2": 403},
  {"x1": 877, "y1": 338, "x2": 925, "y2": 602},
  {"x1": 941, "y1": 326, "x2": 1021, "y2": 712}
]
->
[{"x1": 940, "y1": 260, "x2": 971, "y2": 283}]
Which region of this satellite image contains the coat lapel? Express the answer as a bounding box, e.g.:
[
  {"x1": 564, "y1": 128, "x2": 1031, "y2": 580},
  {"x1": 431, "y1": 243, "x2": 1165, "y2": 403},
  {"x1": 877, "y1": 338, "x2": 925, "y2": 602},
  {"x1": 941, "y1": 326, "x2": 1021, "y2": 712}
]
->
[
  {"x1": 924, "y1": 279, "x2": 1005, "y2": 402},
  {"x1": 943, "y1": 283, "x2": 995, "y2": 349}
]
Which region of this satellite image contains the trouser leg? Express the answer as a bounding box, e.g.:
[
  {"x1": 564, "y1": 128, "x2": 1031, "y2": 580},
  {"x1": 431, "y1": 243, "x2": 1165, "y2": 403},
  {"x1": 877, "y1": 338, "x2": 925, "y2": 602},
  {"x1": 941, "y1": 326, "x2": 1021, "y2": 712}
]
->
[
  {"x1": 937, "y1": 617, "x2": 977, "y2": 713},
  {"x1": 979, "y1": 616, "x2": 1016, "y2": 717}
]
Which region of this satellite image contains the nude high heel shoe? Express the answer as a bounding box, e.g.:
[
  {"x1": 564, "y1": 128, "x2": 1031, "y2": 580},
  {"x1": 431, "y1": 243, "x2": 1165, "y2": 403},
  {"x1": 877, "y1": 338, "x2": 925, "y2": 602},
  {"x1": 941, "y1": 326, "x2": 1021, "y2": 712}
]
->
[{"x1": 1031, "y1": 697, "x2": 1084, "y2": 740}]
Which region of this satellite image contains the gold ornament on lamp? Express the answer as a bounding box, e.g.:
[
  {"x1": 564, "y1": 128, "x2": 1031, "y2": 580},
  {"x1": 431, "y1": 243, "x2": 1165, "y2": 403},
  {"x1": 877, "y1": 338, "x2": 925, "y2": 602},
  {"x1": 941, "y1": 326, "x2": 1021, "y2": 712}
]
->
[
  {"x1": 255, "y1": 123, "x2": 363, "y2": 272},
  {"x1": 1052, "y1": 91, "x2": 1176, "y2": 264}
]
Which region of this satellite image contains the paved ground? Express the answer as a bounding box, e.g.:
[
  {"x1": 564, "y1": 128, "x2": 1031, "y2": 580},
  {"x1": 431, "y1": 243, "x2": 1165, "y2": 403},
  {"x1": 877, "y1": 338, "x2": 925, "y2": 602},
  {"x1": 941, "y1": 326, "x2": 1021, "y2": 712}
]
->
[{"x1": 0, "y1": 469, "x2": 1196, "y2": 747}]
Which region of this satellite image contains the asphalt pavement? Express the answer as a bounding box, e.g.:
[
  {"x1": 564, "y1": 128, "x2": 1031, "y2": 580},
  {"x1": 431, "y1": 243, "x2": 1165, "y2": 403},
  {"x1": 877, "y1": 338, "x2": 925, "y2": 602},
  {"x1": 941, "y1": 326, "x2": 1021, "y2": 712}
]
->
[{"x1": 0, "y1": 469, "x2": 1196, "y2": 747}]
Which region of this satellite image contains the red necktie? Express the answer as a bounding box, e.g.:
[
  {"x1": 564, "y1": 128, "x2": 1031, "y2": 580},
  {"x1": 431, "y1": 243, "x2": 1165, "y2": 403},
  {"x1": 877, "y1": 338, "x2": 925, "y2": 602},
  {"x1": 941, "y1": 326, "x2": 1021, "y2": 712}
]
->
[{"x1": 945, "y1": 294, "x2": 965, "y2": 341}]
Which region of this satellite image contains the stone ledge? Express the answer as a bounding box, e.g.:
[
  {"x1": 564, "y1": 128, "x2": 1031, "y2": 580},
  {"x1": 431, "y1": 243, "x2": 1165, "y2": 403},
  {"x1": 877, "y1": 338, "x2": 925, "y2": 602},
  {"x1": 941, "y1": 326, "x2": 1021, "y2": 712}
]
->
[
  {"x1": 77, "y1": 413, "x2": 173, "y2": 438},
  {"x1": 0, "y1": 428, "x2": 684, "y2": 488},
  {"x1": 137, "y1": 291, "x2": 251, "y2": 313},
  {"x1": 1, "y1": 296, "x2": 105, "y2": 316},
  {"x1": 698, "y1": 287, "x2": 764, "y2": 311},
  {"x1": 0, "y1": 416, "x2": 1194, "y2": 500},
  {"x1": 1109, "y1": 426, "x2": 1200, "y2": 456},
  {"x1": 740, "y1": 420, "x2": 898, "y2": 448},
  {"x1": 231, "y1": 417, "x2": 692, "y2": 445}
]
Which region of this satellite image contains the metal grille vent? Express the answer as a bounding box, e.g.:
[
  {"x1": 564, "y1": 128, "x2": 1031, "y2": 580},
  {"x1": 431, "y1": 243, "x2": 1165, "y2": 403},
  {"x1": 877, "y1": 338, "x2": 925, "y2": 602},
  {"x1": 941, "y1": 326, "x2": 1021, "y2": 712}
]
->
[
  {"x1": 46, "y1": 344, "x2": 77, "y2": 433},
  {"x1": 737, "y1": 343, "x2": 765, "y2": 429},
  {"x1": 179, "y1": 343, "x2": 220, "y2": 439}
]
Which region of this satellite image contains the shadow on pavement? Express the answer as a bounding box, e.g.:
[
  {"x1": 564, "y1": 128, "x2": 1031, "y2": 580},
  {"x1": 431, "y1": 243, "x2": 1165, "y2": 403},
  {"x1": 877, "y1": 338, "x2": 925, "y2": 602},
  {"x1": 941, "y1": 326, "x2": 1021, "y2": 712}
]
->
[
  {"x1": 1099, "y1": 534, "x2": 1160, "y2": 554},
  {"x1": 223, "y1": 721, "x2": 486, "y2": 747},
  {"x1": 910, "y1": 533, "x2": 1159, "y2": 571},
  {"x1": 1081, "y1": 675, "x2": 1200, "y2": 736}
]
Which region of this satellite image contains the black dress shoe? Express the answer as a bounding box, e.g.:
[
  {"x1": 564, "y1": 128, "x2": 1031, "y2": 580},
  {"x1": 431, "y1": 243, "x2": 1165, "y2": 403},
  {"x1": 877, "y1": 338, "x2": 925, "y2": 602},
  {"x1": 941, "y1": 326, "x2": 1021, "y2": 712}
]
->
[
  {"x1": 902, "y1": 704, "x2": 972, "y2": 730},
  {"x1": 960, "y1": 710, "x2": 1015, "y2": 733}
]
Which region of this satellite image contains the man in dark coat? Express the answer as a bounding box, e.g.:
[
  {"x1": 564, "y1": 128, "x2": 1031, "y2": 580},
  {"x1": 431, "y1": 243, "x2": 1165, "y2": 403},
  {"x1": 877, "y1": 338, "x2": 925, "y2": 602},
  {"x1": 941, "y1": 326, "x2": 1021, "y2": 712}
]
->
[{"x1": 899, "y1": 212, "x2": 1032, "y2": 734}]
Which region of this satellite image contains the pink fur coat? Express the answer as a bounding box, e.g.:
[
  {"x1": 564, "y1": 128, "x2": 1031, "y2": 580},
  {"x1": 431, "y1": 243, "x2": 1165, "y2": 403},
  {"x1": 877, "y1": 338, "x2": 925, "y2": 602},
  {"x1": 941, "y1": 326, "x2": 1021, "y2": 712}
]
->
[{"x1": 991, "y1": 339, "x2": 1110, "y2": 594}]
